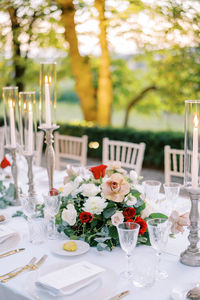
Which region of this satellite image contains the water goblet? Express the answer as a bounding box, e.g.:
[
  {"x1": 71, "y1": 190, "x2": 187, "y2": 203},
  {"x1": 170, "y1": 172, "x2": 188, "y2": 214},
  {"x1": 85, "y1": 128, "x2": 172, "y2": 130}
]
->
[
  {"x1": 43, "y1": 194, "x2": 61, "y2": 239},
  {"x1": 117, "y1": 222, "x2": 140, "y2": 280},
  {"x1": 143, "y1": 180, "x2": 161, "y2": 203},
  {"x1": 20, "y1": 194, "x2": 36, "y2": 220},
  {"x1": 147, "y1": 218, "x2": 170, "y2": 280},
  {"x1": 163, "y1": 182, "x2": 181, "y2": 214}
]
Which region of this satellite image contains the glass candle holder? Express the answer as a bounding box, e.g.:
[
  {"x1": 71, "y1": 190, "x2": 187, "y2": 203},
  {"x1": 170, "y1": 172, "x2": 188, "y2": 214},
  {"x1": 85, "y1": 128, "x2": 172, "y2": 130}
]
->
[
  {"x1": 19, "y1": 92, "x2": 37, "y2": 156},
  {"x1": 184, "y1": 100, "x2": 200, "y2": 191},
  {"x1": 2, "y1": 87, "x2": 19, "y2": 149},
  {"x1": 39, "y1": 62, "x2": 57, "y2": 129}
]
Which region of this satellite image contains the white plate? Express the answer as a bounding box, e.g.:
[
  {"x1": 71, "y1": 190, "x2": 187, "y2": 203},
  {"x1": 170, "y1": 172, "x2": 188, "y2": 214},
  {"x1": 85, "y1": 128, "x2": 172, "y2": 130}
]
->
[
  {"x1": 25, "y1": 263, "x2": 119, "y2": 300},
  {"x1": 171, "y1": 282, "x2": 200, "y2": 300},
  {"x1": 0, "y1": 213, "x2": 11, "y2": 225},
  {"x1": 51, "y1": 240, "x2": 90, "y2": 256}
]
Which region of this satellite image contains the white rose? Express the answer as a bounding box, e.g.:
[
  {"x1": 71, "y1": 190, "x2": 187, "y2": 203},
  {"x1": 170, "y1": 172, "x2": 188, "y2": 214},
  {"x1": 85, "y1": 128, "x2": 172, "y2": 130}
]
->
[
  {"x1": 125, "y1": 194, "x2": 137, "y2": 206},
  {"x1": 81, "y1": 183, "x2": 100, "y2": 197},
  {"x1": 62, "y1": 203, "x2": 77, "y2": 226},
  {"x1": 111, "y1": 211, "x2": 124, "y2": 226},
  {"x1": 129, "y1": 170, "x2": 138, "y2": 184},
  {"x1": 83, "y1": 196, "x2": 107, "y2": 215},
  {"x1": 61, "y1": 176, "x2": 82, "y2": 198},
  {"x1": 140, "y1": 201, "x2": 158, "y2": 219}
]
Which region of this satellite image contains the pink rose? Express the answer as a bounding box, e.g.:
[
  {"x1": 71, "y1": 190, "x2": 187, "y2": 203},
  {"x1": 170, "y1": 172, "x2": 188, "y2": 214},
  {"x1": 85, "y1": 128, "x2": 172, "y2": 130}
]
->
[
  {"x1": 169, "y1": 210, "x2": 190, "y2": 234},
  {"x1": 111, "y1": 211, "x2": 124, "y2": 226},
  {"x1": 101, "y1": 173, "x2": 130, "y2": 203}
]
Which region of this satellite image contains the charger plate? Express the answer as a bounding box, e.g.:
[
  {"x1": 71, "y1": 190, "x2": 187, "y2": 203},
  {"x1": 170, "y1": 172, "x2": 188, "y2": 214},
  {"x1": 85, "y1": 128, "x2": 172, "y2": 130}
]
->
[{"x1": 25, "y1": 262, "x2": 119, "y2": 300}]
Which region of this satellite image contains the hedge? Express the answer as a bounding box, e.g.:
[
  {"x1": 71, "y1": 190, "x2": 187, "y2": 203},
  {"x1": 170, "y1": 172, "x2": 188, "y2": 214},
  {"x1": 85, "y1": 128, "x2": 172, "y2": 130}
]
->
[
  {"x1": 0, "y1": 117, "x2": 184, "y2": 170},
  {"x1": 58, "y1": 123, "x2": 184, "y2": 170}
]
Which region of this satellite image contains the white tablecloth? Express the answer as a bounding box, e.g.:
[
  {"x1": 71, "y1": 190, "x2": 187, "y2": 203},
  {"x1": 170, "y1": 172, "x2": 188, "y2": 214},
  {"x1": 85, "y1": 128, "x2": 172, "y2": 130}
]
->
[{"x1": 0, "y1": 167, "x2": 196, "y2": 300}]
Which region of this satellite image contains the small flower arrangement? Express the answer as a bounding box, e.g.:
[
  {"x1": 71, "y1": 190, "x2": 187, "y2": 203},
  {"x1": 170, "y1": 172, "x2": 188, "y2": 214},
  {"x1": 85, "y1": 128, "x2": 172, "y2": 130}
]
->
[{"x1": 56, "y1": 163, "x2": 166, "y2": 251}]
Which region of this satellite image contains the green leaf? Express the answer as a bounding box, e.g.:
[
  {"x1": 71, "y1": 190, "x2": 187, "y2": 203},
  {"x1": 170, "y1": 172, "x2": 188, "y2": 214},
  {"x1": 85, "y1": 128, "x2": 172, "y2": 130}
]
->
[
  {"x1": 148, "y1": 213, "x2": 168, "y2": 220},
  {"x1": 12, "y1": 210, "x2": 24, "y2": 218},
  {"x1": 94, "y1": 237, "x2": 111, "y2": 243},
  {"x1": 109, "y1": 226, "x2": 118, "y2": 239},
  {"x1": 103, "y1": 207, "x2": 116, "y2": 219},
  {"x1": 96, "y1": 242, "x2": 109, "y2": 251}
]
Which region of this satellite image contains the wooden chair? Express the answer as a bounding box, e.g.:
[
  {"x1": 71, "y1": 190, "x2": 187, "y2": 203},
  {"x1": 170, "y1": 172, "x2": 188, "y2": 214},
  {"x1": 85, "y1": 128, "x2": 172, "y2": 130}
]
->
[
  {"x1": 164, "y1": 145, "x2": 185, "y2": 184},
  {"x1": 54, "y1": 132, "x2": 88, "y2": 170},
  {"x1": 34, "y1": 131, "x2": 44, "y2": 166},
  {"x1": 102, "y1": 138, "x2": 146, "y2": 175}
]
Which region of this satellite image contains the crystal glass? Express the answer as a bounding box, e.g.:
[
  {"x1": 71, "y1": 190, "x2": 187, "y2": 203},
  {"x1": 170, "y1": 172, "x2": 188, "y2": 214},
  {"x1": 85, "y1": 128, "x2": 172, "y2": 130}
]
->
[
  {"x1": 20, "y1": 194, "x2": 36, "y2": 219},
  {"x1": 143, "y1": 180, "x2": 161, "y2": 203},
  {"x1": 43, "y1": 194, "x2": 61, "y2": 239},
  {"x1": 28, "y1": 217, "x2": 47, "y2": 244},
  {"x1": 2, "y1": 87, "x2": 19, "y2": 149},
  {"x1": 39, "y1": 62, "x2": 57, "y2": 129},
  {"x1": 117, "y1": 222, "x2": 140, "y2": 280},
  {"x1": 163, "y1": 182, "x2": 181, "y2": 214},
  {"x1": 132, "y1": 247, "x2": 157, "y2": 287},
  {"x1": 147, "y1": 218, "x2": 170, "y2": 280},
  {"x1": 18, "y1": 92, "x2": 37, "y2": 156},
  {"x1": 184, "y1": 100, "x2": 200, "y2": 191}
]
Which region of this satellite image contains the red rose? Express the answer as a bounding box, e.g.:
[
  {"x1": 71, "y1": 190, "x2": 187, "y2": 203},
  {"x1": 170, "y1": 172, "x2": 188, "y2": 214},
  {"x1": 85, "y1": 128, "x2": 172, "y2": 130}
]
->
[
  {"x1": 49, "y1": 188, "x2": 59, "y2": 196},
  {"x1": 134, "y1": 216, "x2": 147, "y2": 235},
  {"x1": 123, "y1": 207, "x2": 136, "y2": 220},
  {"x1": 90, "y1": 164, "x2": 107, "y2": 179},
  {"x1": 80, "y1": 212, "x2": 93, "y2": 223},
  {"x1": 0, "y1": 157, "x2": 11, "y2": 169}
]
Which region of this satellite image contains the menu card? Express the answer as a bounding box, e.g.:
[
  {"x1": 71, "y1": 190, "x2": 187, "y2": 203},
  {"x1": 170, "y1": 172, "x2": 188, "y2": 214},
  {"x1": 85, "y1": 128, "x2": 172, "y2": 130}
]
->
[{"x1": 36, "y1": 261, "x2": 105, "y2": 296}]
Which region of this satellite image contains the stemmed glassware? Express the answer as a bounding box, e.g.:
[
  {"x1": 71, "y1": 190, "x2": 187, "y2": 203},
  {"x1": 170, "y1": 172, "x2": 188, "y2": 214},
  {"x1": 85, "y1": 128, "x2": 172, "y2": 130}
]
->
[
  {"x1": 117, "y1": 222, "x2": 140, "y2": 280},
  {"x1": 163, "y1": 182, "x2": 181, "y2": 215},
  {"x1": 20, "y1": 194, "x2": 36, "y2": 220},
  {"x1": 147, "y1": 218, "x2": 170, "y2": 280},
  {"x1": 43, "y1": 194, "x2": 61, "y2": 239},
  {"x1": 143, "y1": 180, "x2": 161, "y2": 203}
]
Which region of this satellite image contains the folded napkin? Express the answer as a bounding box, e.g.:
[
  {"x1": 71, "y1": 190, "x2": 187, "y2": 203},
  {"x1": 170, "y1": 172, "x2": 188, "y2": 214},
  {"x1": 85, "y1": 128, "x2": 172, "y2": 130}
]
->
[
  {"x1": 35, "y1": 261, "x2": 105, "y2": 296},
  {"x1": 0, "y1": 225, "x2": 16, "y2": 244}
]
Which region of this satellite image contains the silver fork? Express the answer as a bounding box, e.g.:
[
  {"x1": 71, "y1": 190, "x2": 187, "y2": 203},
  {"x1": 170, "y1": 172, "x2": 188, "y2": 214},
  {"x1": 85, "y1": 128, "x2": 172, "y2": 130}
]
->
[{"x1": 1, "y1": 255, "x2": 48, "y2": 283}]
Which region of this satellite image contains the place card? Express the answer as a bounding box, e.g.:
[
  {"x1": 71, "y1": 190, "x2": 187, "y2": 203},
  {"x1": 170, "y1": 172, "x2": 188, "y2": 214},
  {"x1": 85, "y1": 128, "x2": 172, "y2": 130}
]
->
[
  {"x1": 0, "y1": 225, "x2": 15, "y2": 243},
  {"x1": 36, "y1": 261, "x2": 105, "y2": 296}
]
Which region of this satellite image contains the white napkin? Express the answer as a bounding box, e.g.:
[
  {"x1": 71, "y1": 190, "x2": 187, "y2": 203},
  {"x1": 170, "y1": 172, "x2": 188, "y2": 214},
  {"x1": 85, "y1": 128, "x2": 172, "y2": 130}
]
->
[
  {"x1": 35, "y1": 261, "x2": 105, "y2": 296},
  {"x1": 0, "y1": 225, "x2": 16, "y2": 244}
]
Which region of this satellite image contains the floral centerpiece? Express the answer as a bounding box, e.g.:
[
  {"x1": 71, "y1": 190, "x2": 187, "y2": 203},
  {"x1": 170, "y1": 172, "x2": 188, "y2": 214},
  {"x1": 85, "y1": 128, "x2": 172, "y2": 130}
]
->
[{"x1": 56, "y1": 163, "x2": 167, "y2": 251}]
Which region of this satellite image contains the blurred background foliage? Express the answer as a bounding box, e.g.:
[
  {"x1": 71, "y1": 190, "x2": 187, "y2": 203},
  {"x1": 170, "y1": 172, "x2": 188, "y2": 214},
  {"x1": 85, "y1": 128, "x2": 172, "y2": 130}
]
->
[{"x1": 0, "y1": 0, "x2": 200, "y2": 129}]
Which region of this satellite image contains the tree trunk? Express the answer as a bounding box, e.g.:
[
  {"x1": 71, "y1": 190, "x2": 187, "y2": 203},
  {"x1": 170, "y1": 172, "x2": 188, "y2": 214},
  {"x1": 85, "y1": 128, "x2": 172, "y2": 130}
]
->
[
  {"x1": 95, "y1": 0, "x2": 113, "y2": 126},
  {"x1": 8, "y1": 6, "x2": 25, "y2": 91},
  {"x1": 57, "y1": 0, "x2": 97, "y2": 122},
  {"x1": 124, "y1": 86, "x2": 157, "y2": 127}
]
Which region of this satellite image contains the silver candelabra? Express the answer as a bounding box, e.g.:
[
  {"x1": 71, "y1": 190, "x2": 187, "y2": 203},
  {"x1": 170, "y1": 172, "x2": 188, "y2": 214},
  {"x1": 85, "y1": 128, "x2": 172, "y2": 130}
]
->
[
  {"x1": 9, "y1": 147, "x2": 20, "y2": 206},
  {"x1": 180, "y1": 189, "x2": 200, "y2": 266},
  {"x1": 39, "y1": 126, "x2": 59, "y2": 190},
  {"x1": 25, "y1": 154, "x2": 36, "y2": 197}
]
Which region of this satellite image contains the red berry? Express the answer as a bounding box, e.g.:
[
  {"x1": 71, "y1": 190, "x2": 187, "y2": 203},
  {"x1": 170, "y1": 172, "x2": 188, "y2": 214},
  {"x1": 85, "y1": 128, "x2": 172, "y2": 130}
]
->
[{"x1": 49, "y1": 188, "x2": 59, "y2": 196}]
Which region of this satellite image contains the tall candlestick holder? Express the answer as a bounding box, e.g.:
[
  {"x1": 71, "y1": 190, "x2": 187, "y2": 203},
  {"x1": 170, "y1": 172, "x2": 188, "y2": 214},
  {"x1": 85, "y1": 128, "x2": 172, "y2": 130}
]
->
[
  {"x1": 39, "y1": 126, "x2": 59, "y2": 190},
  {"x1": 39, "y1": 62, "x2": 58, "y2": 191},
  {"x1": 9, "y1": 147, "x2": 20, "y2": 206},
  {"x1": 180, "y1": 100, "x2": 200, "y2": 266},
  {"x1": 25, "y1": 154, "x2": 36, "y2": 197}
]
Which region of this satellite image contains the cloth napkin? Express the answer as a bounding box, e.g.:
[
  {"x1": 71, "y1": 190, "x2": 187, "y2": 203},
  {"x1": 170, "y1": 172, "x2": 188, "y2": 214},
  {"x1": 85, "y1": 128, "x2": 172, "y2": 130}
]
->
[
  {"x1": 0, "y1": 225, "x2": 16, "y2": 244},
  {"x1": 35, "y1": 261, "x2": 105, "y2": 296}
]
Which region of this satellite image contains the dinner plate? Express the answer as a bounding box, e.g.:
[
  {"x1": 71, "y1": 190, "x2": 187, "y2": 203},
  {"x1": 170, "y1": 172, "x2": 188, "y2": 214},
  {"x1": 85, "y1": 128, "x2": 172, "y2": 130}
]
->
[
  {"x1": 25, "y1": 262, "x2": 119, "y2": 300},
  {"x1": 50, "y1": 240, "x2": 90, "y2": 256},
  {"x1": 171, "y1": 282, "x2": 200, "y2": 300}
]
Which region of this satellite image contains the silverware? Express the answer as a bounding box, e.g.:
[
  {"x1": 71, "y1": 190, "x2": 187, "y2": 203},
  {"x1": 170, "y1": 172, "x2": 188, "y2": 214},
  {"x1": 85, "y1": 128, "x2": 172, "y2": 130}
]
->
[
  {"x1": 0, "y1": 248, "x2": 25, "y2": 259},
  {"x1": 109, "y1": 290, "x2": 130, "y2": 300},
  {"x1": 1, "y1": 257, "x2": 37, "y2": 282},
  {"x1": 1, "y1": 255, "x2": 48, "y2": 282},
  {"x1": 187, "y1": 285, "x2": 200, "y2": 299}
]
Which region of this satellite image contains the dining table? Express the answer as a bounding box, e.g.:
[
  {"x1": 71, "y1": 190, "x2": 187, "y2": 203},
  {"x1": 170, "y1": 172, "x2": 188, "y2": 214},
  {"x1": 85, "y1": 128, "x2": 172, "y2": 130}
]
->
[{"x1": 0, "y1": 164, "x2": 198, "y2": 300}]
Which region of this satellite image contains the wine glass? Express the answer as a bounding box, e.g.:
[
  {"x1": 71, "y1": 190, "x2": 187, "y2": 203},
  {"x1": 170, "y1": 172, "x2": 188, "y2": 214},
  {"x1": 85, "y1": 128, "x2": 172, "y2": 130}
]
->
[
  {"x1": 20, "y1": 194, "x2": 36, "y2": 220},
  {"x1": 43, "y1": 194, "x2": 61, "y2": 239},
  {"x1": 143, "y1": 180, "x2": 161, "y2": 203},
  {"x1": 117, "y1": 222, "x2": 140, "y2": 280},
  {"x1": 147, "y1": 218, "x2": 170, "y2": 280},
  {"x1": 163, "y1": 183, "x2": 181, "y2": 214}
]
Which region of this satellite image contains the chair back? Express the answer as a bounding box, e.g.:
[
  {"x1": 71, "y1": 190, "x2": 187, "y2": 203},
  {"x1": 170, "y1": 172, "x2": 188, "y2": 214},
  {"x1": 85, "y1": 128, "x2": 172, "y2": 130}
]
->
[
  {"x1": 54, "y1": 132, "x2": 88, "y2": 170},
  {"x1": 164, "y1": 145, "x2": 185, "y2": 184},
  {"x1": 102, "y1": 137, "x2": 146, "y2": 175}
]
